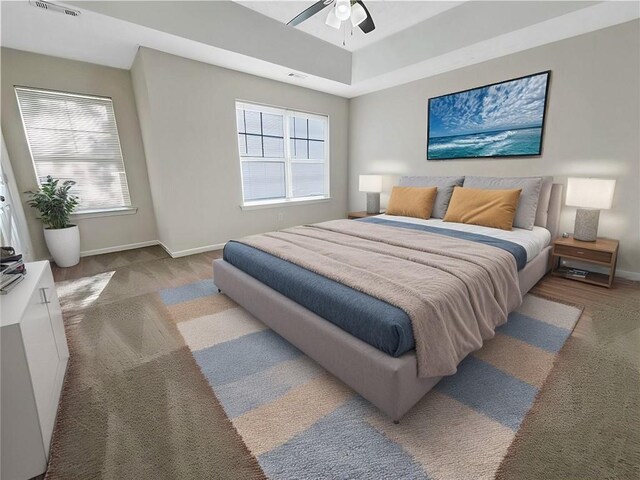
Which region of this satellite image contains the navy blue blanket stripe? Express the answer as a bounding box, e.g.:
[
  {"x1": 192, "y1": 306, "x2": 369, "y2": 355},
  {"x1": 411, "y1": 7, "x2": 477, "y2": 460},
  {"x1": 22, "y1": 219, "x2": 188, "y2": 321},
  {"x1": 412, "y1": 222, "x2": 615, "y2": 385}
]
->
[
  {"x1": 223, "y1": 241, "x2": 415, "y2": 357},
  {"x1": 359, "y1": 217, "x2": 527, "y2": 271}
]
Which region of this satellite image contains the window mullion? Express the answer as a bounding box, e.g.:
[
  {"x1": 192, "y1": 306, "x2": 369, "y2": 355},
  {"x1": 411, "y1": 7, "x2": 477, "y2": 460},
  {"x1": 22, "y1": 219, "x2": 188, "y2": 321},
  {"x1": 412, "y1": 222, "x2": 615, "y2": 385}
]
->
[
  {"x1": 242, "y1": 110, "x2": 248, "y2": 155},
  {"x1": 306, "y1": 119, "x2": 310, "y2": 159},
  {"x1": 284, "y1": 111, "x2": 293, "y2": 200},
  {"x1": 259, "y1": 112, "x2": 264, "y2": 158}
]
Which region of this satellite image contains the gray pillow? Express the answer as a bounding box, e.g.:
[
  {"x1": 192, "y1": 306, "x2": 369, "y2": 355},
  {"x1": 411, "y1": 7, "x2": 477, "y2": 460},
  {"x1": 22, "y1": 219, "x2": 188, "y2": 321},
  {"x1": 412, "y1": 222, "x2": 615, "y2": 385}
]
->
[
  {"x1": 535, "y1": 176, "x2": 554, "y2": 227},
  {"x1": 462, "y1": 176, "x2": 543, "y2": 230},
  {"x1": 399, "y1": 176, "x2": 464, "y2": 219}
]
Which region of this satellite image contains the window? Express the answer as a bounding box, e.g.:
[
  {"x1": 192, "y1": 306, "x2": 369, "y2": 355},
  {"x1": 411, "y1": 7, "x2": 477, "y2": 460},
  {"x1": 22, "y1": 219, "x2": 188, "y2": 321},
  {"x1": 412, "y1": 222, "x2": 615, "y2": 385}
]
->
[
  {"x1": 236, "y1": 102, "x2": 329, "y2": 206},
  {"x1": 15, "y1": 87, "x2": 132, "y2": 213}
]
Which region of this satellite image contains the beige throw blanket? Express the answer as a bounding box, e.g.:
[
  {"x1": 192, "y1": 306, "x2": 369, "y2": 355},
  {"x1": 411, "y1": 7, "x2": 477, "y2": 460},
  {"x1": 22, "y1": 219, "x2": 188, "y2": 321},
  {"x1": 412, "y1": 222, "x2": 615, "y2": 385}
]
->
[{"x1": 238, "y1": 219, "x2": 522, "y2": 378}]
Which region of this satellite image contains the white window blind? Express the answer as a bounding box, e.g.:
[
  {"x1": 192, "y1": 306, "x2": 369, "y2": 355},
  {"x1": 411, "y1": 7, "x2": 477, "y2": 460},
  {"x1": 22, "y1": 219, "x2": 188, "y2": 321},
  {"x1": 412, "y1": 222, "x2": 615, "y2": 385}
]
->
[
  {"x1": 236, "y1": 102, "x2": 329, "y2": 204},
  {"x1": 15, "y1": 87, "x2": 132, "y2": 212}
]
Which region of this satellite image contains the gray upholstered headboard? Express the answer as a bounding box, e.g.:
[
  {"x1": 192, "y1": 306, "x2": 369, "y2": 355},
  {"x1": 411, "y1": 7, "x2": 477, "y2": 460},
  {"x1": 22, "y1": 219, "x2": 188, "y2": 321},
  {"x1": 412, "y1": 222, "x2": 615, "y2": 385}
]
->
[{"x1": 546, "y1": 183, "x2": 563, "y2": 240}]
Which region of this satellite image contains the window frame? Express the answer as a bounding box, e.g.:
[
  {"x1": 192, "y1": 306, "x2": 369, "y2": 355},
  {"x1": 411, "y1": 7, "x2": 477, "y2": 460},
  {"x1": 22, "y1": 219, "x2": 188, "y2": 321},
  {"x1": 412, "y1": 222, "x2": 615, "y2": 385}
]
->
[
  {"x1": 236, "y1": 101, "x2": 330, "y2": 208},
  {"x1": 15, "y1": 85, "x2": 134, "y2": 215}
]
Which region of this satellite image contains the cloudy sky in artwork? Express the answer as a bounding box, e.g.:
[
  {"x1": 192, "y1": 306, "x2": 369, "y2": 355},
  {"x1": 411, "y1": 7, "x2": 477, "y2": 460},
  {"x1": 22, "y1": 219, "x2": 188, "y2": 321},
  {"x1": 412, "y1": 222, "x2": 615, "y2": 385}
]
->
[{"x1": 428, "y1": 73, "x2": 549, "y2": 138}]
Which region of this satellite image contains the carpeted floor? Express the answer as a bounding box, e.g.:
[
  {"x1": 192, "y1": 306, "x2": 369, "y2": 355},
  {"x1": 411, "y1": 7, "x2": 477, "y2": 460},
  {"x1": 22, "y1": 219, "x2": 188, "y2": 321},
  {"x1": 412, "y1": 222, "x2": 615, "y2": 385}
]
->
[
  {"x1": 46, "y1": 247, "x2": 265, "y2": 480},
  {"x1": 496, "y1": 286, "x2": 640, "y2": 480},
  {"x1": 46, "y1": 246, "x2": 640, "y2": 479},
  {"x1": 170, "y1": 284, "x2": 581, "y2": 479}
]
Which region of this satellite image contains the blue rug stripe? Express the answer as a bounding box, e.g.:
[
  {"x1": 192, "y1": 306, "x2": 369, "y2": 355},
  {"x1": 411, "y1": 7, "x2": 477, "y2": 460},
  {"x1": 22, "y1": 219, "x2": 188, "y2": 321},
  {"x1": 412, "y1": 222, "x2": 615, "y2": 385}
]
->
[
  {"x1": 498, "y1": 311, "x2": 571, "y2": 353},
  {"x1": 216, "y1": 359, "x2": 324, "y2": 418},
  {"x1": 159, "y1": 279, "x2": 219, "y2": 305},
  {"x1": 258, "y1": 397, "x2": 430, "y2": 480},
  {"x1": 436, "y1": 356, "x2": 538, "y2": 431},
  {"x1": 193, "y1": 329, "x2": 302, "y2": 387}
]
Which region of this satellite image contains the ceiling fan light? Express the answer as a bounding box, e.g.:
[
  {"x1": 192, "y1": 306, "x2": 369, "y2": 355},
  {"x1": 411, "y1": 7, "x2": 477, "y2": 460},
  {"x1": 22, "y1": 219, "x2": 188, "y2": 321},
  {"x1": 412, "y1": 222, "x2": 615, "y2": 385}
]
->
[
  {"x1": 325, "y1": 7, "x2": 341, "y2": 29},
  {"x1": 350, "y1": 3, "x2": 367, "y2": 27},
  {"x1": 334, "y1": 0, "x2": 351, "y2": 21}
]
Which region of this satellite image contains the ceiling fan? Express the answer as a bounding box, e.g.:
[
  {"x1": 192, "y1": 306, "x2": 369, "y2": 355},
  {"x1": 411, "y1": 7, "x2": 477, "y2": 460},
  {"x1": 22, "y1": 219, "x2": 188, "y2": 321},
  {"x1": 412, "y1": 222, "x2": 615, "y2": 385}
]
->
[{"x1": 287, "y1": 0, "x2": 375, "y2": 34}]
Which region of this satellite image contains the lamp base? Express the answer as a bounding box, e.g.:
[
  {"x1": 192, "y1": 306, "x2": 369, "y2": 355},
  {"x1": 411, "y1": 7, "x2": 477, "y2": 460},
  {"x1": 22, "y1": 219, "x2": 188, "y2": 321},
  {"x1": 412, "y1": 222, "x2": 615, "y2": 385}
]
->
[
  {"x1": 574, "y1": 208, "x2": 600, "y2": 242},
  {"x1": 366, "y1": 192, "x2": 380, "y2": 215}
]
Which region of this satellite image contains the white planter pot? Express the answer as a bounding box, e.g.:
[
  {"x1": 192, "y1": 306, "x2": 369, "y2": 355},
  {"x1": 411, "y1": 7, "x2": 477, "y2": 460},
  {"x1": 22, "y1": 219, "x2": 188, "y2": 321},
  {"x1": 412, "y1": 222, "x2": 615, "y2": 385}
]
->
[{"x1": 43, "y1": 225, "x2": 80, "y2": 267}]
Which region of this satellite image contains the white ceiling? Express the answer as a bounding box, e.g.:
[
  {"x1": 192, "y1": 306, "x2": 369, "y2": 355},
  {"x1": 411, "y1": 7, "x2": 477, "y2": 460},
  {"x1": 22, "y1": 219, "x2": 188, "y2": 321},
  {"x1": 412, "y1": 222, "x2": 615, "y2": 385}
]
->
[
  {"x1": 236, "y1": 1, "x2": 463, "y2": 51},
  {"x1": 1, "y1": 1, "x2": 638, "y2": 98}
]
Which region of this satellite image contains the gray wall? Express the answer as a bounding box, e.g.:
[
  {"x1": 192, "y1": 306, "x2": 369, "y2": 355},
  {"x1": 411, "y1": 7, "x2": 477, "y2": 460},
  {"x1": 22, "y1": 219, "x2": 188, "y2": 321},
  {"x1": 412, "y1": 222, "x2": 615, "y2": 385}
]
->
[
  {"x1": 1, "y1": 48, "x2": 158, "y2": 258},
  {"x1": 131, "y1": 47, "x2": 349, "y2": 256},
  {"x1": 348, "y1": 20, "x2": 640, "y2": 276}
]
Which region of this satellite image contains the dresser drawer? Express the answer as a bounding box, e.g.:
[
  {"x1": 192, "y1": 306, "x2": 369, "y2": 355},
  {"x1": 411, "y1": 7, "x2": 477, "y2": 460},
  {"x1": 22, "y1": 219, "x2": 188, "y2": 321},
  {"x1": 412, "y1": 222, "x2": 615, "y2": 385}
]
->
[{"x1": 554, "y1": 244, "x2": 613, "y2": 263}]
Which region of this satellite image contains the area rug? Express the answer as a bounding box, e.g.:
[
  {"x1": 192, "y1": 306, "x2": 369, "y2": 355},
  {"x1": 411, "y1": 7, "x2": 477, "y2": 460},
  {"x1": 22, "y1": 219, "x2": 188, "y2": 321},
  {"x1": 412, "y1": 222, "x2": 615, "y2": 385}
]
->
[{"x1": 162, "y1": 280, "x2": 582, "y2": 480}]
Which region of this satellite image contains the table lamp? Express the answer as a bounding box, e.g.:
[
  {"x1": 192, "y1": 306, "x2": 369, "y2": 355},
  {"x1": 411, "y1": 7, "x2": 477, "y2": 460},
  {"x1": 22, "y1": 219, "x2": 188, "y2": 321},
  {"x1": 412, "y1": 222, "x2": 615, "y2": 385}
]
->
[
  {"x1": 359, "y1": 175, "x2": 382, "y2": 214},
  {"x1": 565, "y1": 177, "x2": 615, "y2": 241}
]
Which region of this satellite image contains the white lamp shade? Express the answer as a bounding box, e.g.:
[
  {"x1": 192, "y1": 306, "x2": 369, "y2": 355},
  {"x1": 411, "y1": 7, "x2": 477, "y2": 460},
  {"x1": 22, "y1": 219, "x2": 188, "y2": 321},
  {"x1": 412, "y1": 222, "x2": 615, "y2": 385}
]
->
[
  {"x1": 359, "y1": 174, "x2": 382, "y2": 193},
  {"x1": 566, "y1": 177, "x2": 616, "y2": 209},
  {"x1": 335, "y1": 0, "x2": 351, "y2": 21},
  {"x1": 325, "y1": 7, "x2": 341, "y2": 29},
  {"x1": 350, "y1": 3, "x2": 367, "y2": 27}
]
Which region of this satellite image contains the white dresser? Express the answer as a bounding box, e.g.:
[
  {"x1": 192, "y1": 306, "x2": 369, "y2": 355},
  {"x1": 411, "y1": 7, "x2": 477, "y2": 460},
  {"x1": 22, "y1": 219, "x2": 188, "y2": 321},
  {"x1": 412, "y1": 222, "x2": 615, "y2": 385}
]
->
[{"x1": 1, "y1": 261, "x2": 69, "y2": 480}]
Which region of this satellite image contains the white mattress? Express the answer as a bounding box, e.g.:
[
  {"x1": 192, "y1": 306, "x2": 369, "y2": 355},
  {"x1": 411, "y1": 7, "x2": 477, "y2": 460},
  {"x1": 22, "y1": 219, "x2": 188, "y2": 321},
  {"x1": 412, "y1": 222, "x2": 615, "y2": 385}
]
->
[{"x1": 375, "y1": 214, "x2": 551, "y2": 263}]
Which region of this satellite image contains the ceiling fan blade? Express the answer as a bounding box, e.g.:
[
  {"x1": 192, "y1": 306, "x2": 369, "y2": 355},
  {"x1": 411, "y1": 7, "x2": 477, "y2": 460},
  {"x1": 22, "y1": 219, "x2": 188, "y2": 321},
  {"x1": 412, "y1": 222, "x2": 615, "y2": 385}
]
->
[
  {"x1": 287, "y1": 0, "x2": 331, "y2": 27},
  {"x1": 356, "y1": 1, "x2": 375, "y2": 33}
]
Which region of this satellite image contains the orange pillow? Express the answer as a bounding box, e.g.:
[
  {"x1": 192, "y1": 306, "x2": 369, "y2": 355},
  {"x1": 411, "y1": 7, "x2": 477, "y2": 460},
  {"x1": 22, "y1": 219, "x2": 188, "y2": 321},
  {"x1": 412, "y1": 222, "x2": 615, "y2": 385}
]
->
[
  {"x1": 386, "y1": 186, "x2": 438, "y2": 220},
  {"x1": 443, "y1": 186, "x2": 522, "y2": 230}
]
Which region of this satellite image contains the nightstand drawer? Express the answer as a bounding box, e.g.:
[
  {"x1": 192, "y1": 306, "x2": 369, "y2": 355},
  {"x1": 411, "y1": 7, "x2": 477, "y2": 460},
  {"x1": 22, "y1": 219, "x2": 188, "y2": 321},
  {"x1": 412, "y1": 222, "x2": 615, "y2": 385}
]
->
[{"x1": 554, "y1": 244, "x2": 613, "y2": 263}]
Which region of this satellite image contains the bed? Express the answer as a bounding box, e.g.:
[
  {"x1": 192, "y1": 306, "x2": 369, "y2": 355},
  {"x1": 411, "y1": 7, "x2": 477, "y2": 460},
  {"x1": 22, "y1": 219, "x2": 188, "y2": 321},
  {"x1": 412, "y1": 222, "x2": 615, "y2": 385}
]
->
[{"x1": 213, "y1": 182, "x2": 563, "y2": 421}]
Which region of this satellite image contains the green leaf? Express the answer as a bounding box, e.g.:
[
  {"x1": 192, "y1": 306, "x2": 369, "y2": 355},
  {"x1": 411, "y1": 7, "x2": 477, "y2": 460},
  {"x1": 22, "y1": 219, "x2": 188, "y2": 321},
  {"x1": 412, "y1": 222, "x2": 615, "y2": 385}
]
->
[{"x1": 24, "y1": 175, "x2": 79, "y2": 229}]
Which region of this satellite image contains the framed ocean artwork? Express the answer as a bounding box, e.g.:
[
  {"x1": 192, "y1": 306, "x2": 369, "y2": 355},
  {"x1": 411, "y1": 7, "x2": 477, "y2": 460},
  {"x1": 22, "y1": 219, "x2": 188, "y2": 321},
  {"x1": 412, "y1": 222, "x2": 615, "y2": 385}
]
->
[{"x1": 427, "y1": 71, "x2": 550, "y2": 160}]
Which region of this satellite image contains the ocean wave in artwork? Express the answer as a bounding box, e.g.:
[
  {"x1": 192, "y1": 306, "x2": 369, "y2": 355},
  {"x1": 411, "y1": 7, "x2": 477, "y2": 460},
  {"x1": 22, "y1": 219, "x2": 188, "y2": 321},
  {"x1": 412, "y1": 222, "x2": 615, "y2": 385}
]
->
[{"x1": 427, "y1": 127, "x2": 542, "y2": 159}]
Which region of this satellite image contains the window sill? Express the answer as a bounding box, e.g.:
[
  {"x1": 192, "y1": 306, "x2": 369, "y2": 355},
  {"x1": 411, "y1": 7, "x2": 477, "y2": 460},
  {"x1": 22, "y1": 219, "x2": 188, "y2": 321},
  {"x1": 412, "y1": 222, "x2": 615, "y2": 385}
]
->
[
  {"x1": 71, "y1": 206, "x2": 138, "y2": 220},
  {"x1": 240, "y1": 196, "x2": 331, "y2": 211}
]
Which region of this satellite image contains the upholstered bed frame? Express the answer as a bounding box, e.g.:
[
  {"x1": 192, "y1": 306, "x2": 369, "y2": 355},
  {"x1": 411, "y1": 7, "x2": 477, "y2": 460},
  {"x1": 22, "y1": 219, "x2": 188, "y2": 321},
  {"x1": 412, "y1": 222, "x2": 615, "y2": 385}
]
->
[{"x1": 213, "y1": 184, "x2": 563, "y2": 421}]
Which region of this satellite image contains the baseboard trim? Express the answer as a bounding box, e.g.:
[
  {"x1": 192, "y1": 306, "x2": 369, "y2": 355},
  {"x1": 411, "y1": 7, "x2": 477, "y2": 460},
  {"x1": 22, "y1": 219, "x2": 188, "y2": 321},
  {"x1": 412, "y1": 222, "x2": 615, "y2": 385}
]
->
[
  {"x1": 80, "y1": 240, "x2": 160, "y2": 257},
  {"x1": 616, "y1": 269, "x2": 640, "y2": 281},
  {"x1": 157, "y1": 241, "x2": 226, "y2": 258}
]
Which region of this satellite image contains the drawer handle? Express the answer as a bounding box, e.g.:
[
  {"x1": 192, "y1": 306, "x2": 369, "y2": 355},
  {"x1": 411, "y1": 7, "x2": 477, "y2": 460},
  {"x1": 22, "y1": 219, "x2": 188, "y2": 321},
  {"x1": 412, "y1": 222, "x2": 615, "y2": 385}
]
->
[
  {"x1": 575, "y1": 250, "x2": 584, "y2": 255},
  {"x1": 40, "y1": 287, "x2": 50, "y2": 304}
]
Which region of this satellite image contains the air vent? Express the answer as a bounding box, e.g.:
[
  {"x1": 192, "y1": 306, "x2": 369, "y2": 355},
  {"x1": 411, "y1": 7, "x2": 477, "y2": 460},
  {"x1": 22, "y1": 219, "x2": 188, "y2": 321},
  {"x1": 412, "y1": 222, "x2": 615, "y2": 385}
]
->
[
  {"x1": 29, "y1": 0, "x2": 81, "y2": 17},
  {"x1": 287, "y1": 73, "x2": 307, "y2": 80}
]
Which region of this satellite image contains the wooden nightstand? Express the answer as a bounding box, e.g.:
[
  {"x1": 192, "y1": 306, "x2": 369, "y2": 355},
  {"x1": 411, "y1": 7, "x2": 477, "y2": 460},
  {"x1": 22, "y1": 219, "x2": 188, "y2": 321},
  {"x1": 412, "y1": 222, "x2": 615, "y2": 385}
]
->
[
  {"x1": 347, "y1": 211, "x2": 383, "y2": 219},
  {"x1": 551, "y1": 236, "x2": 619, "y2": 288}
]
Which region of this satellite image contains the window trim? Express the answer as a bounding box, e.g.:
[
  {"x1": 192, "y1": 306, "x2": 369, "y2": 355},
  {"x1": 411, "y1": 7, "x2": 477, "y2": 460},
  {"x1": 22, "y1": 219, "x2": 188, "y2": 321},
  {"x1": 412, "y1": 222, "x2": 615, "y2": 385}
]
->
[
  {"x1": 236, "y1": 101, "x2": 330, "y2": 207},
  {"x1": 14, "y1": 85, "x2": 134, "y2": 214},
  {"x1": 70, "y1": 206, "x2": 138, "y2": 220},
  {"x1": 239, "y1": 196, "x2": 331, "y2": 211}
]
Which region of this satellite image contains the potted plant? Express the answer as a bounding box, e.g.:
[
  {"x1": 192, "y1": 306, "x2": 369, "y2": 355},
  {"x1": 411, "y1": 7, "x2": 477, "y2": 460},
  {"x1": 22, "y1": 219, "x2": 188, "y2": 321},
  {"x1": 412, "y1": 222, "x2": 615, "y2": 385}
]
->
[{"x1": 26, "y1": 176, "x2": 80, "y2": 267}]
